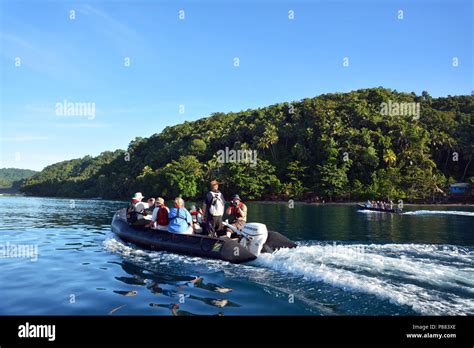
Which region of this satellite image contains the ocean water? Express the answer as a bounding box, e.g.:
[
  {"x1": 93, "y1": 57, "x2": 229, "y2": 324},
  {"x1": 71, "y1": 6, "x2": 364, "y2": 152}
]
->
[{"x1": 0, "y1": 196, "x2": 473, "y2": 315}]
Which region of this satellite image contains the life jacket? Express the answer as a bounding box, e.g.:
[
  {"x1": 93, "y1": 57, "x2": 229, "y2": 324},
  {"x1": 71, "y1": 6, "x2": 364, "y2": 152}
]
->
[
  {"x1": 229, "y1": 202, "x2": 246, "y2": 222},
  {"x1": 170, "y1": 208, "x2": 188, "y2": 223},
  {"x1": 157, "y1": 206, "x2": 169, "y2": 226},
  {"x1": 190, "y1": 211, "x2": 202, "y2": 223}
]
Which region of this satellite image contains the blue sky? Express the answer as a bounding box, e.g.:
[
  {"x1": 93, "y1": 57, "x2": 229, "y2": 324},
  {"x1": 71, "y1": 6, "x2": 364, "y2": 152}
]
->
[{"x1": 0, "y1": 0, "x2": 472, "y2": 171}]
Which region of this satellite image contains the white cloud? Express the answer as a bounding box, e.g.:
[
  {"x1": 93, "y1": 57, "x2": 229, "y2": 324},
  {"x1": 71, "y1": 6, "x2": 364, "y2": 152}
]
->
[
  {"x1": 77, "y1": 4, "x2": 147, "y2": 56},
  {"x1": 0, "y1": 31, "x2": 81, "y2": 81},
  {"x1": 54, "y1": 123, "x2": 108, "y2": 129},
  {"x1": 0, "y1": 135, "x2": 50, "y2": 142}
]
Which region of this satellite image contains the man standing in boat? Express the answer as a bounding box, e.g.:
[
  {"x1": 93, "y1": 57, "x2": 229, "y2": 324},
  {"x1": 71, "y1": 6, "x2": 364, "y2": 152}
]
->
[{"x1": 202, "y1": 180, "x2": 225, "y2": 237}]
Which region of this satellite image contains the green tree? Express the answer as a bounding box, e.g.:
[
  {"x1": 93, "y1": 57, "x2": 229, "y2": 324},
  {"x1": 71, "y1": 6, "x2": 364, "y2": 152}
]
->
[
  {"x1": 383, "y1": 149, "x2": 397, "y2": 167},
  {"x1": 285, "y1": 160, "x2": 307, "y2": 198},
  {"x1": 317, "y1": 161, "x2": 349, "y2": 199},
  {"x1": 189, "y1": 138, "x2": 207, "y2": 156},
  {"x1": 220, "y1": 160, "x2": 280, "y2": 200},
  {"x1": 19, "y1": 89, "x2": 473, "y2": 203},
  {"x1": 157, "y1": 155, "x2": 204, "y2": 198}
]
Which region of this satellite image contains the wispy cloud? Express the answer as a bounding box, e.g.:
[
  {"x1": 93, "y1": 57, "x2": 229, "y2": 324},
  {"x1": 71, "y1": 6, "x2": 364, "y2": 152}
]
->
[
  {"x1": 77, "y1": 4, "x2": 147, "y2": 56},
  {"x1": 24, "y1": 104, "x2": 54, "y2": 113},
  {"x1": 100, "y1": 106, "x2": 161, "y2": 115},
  {"x1": 0, "y1": 31, "x2": 81, "y2": 81},
  {"x1": 0, "y1": 135, "x2": 50, "y2": 142},
  {"x1": 54, "y1": 122, "x2": 109, "y2": 129}
]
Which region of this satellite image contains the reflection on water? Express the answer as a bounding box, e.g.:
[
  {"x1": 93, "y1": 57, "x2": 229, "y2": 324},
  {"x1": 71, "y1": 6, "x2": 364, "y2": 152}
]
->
[
  {"x1": 0, "y1": 196, "x2": 473, "y2": 315},
  {"x1": 107, "y1": 249, "x2": 242, "y2": 315}
]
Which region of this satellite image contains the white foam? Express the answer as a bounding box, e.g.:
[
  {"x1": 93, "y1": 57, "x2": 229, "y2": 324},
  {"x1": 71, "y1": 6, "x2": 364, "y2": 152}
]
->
[
  {"x1": 103, "y1": 235, "x2": 228, "y2": 271},
  {"x1": 255, "y1": 243, "x2": 474, "y2": 315},
  {"x1": 360, "y1": 243, "x2": 474, "y2": 265},
  {"x1": 104, "y1": 234, "x2": 474, "y2": 315},
  {"x1": 404, "y1": 210, "x2": 474, "y2": 217}
]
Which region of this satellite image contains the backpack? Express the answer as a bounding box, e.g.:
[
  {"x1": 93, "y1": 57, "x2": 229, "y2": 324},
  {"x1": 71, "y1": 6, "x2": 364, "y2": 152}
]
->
[
  {"x1": 157, "y1": 206, "x2": 169, "y2": 226},
  {"x1": 127, "y1": 204, "x2": 138, "y2": 223},
  {"x1": 209, "y1": 192, "x2": 224, "y2": 216}
]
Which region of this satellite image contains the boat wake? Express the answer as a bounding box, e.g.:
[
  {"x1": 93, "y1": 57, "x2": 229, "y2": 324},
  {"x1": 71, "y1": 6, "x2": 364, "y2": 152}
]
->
[
  {"x1": 104, "y1": 234, "x2": 474, "y2": 315},
  {"x1": 403, "y1": 210, "x2": 474, "y2": 217},
  {"x1": 256, "y1": 242, "x2": 474, "y2": 315}
]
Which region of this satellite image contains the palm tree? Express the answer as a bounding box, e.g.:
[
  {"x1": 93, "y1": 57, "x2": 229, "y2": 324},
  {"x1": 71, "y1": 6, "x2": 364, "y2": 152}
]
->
[
  {"x1": 203, "y1": 157, "x2": 221, "y2": 182},
  {"x1": 383, "y1": 149, "x2": 397, "y2": 167},
  {"x1": 257, "y1": 123, "x2": 279, "y2": 160}
]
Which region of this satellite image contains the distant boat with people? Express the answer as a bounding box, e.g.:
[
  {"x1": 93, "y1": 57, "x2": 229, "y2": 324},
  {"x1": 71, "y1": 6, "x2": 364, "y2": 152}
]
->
[{"x1": 357, "y1": 200, "x2": 403, "y2": 214}]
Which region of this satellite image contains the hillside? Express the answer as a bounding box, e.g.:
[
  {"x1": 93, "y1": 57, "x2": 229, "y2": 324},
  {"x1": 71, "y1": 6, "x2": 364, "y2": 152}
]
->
[
  {"x1": 20, "y1": 88, "x2": 474, "y2": 202},
  {"x1": 0, "y1": 168, "x2": 37, "y2": 188}
]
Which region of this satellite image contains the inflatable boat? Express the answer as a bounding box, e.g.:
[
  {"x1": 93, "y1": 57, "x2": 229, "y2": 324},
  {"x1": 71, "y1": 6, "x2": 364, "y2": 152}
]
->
[
  {"x1": 356, "y1": 204, "x2": 402, "y2": 214},
  {"x1": 111, "y1": 209, "x2": 297, "y2": 264}
]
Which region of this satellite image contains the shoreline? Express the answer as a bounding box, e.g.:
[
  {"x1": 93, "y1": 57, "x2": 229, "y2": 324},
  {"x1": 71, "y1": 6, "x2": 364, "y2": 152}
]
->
[
  {"x1": 2, "y1": 195, "x2": 473, "y2": 207},
  {"x1": 250, "y1": 200, "x2": 474, "y2": 207}
]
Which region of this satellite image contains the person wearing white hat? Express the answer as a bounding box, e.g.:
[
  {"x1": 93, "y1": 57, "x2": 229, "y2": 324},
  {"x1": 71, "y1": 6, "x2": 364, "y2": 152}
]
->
[
  {"x1": 132, "y1": 192, "x2": 144, "y2": 201},
  {"x1": 127, "y1": 192, "x2": 150, "y2": 225}
]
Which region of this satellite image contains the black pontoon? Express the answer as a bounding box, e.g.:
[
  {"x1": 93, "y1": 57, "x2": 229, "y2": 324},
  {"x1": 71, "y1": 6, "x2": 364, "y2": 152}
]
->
[{"x1": 111, "y1": 209, "x2": 296, "y2": 264}]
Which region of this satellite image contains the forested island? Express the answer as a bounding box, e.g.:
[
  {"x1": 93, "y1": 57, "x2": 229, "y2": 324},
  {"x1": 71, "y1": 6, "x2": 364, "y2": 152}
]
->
[
  {"x1": 20, "y1": 88, "x2": 473, "y2": 202},
  {"x1": 0, "y1": 168, "x2": 37, "y2": 194}
]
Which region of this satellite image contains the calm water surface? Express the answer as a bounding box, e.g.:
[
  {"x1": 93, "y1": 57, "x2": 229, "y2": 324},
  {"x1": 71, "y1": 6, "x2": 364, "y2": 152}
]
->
[{"x1": 1, "y1": 197, "x2": 473, "y2": 315}]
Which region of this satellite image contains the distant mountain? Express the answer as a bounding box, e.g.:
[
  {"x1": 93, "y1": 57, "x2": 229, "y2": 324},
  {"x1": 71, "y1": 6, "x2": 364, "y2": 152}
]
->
[
  {"x1": 0, "y1": 168, "x2": 37, "y2": 189},
  {"x1": 20, "y1": 88, "x2": 474, "y2": 202}
]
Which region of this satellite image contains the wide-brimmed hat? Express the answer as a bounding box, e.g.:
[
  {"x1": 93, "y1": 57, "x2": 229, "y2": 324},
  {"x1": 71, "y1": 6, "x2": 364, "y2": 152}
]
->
[
  {"x1": 132, "y1": 192, "x2": 144, "y2": 200},
  {"x1": 210, "y1": 180, "x2": 219, "y2": 186},
  {"x1": 232, "y1": 194, "x2": 241, "y2": 201},
  {"x1": 156, "y1": 197, "x2": 165, "y2": 205}
]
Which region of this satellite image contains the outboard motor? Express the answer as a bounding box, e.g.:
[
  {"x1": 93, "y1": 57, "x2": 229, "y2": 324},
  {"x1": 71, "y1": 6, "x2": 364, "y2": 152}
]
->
[{"x1": 239, "y1": 223, "x2": 268, "y2": 256}]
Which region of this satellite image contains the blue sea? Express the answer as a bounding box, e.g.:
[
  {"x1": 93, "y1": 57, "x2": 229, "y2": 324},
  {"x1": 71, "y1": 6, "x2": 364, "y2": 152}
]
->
[{"x1": 1, "y1": 196, "x2": 473, "y2": 315}]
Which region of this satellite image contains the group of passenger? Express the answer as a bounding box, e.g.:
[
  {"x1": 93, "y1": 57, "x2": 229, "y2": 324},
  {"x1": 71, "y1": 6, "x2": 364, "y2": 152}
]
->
[
  {"x1": 126, "y1": 180, "x2": 247, "y2": 238},
  {"x1": 365, "y1": 200, "x2": 394, "y2": 210}
]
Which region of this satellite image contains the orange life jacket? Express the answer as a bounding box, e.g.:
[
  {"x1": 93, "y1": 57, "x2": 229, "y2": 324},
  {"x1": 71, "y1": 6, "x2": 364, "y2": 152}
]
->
[{"x1": 229, "y1": 202, "x2": 245, "y2": 220}]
